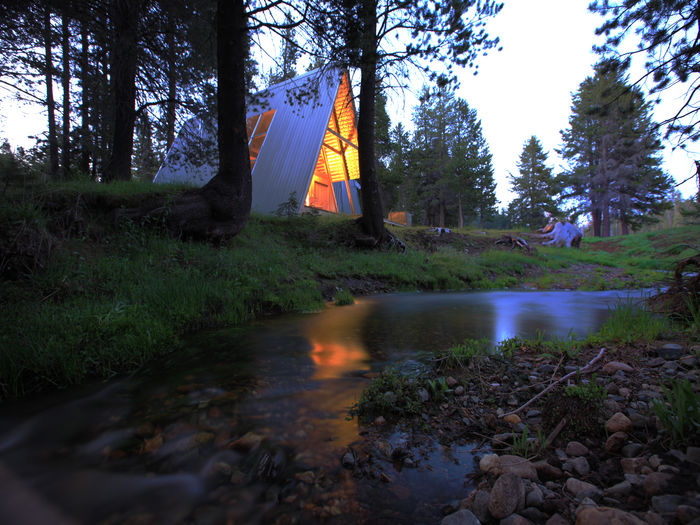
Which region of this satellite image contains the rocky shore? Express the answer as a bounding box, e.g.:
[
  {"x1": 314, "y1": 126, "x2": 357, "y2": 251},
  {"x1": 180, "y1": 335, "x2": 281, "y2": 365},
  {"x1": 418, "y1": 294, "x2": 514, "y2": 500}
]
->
[{"x1": 347, "y1": 341, "x2": 700, "y2": 524}]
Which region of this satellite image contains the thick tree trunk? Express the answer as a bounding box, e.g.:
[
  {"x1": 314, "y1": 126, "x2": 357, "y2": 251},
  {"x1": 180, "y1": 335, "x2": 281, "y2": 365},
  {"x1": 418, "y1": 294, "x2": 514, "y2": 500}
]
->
[
  {"x1": 44, "y1": 7, "x2": 59, "y2": 180},
  {"x1": 189, "y1": 0, "x2": 251, "y2": 237},
  {"x1": 357, "y1": 0, "x2": 386, "y2": 242},
  {"x1": 105, "y1": 0, "x2": 141, "y2": 182},
  {"x1": 79, "y1": 22, "x2": 91, "y2": 175},
  {"x1": 592, "y1": 208, "x2": 601, "y2": 237},
  {"x1": 61, "y1": 13, "x2": 71, "y2": 177}
]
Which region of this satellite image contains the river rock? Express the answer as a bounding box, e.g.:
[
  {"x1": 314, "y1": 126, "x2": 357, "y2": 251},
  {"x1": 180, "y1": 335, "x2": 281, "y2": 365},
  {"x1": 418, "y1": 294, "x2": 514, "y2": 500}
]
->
[
  {"x1": 499, "y1": 513, "x2": 533, "y2": 525},
  {"x1": 545, "y1": 514, "x2": 569, "y2": 525},
  {"x1": 446, "y1": 376, "x2": 459, "y2": 387},
  {"x1": 520, "y1": 507, "x2": 547, "y2": 523},
  {"x1": 441, "y1": 508, "x2": 480, "y2": 525},
  {"x1": 341, "y1": 450, "x2": 356, "y2": 468},
  {"x1": 678, "y1": 505, "x2": 700, "y2": 523},
  {"x1": 565, "y1": 441, "x2": 589, "y2": 457},
  {"x1": 687, "y1": 447, "x2": 700, "y2": 466},
  {"x1": 605, "y1": 431, "x2": 627, "y2": 453},
  {"x1": 657, "y1": 343, "x2": 683, "y2": 360},
  {"x1": 417, "y1": 387, "x2": 430, "y2": 402},
  {"x1": 564, "y1": 457, "x2": 590, "y2": 477},
  {"x1": 621, "y1": 443, "x2": 644, "y2": 458},
  {"x1": 565, "y1": 478, "x2": 602, "y2": 500},
  {"x1": 602, "y1": 361, "x2": 634, "y2": 374},
  {"x1": 229, "y1": 431, "x2": 263, "y2": 452},
  {"x1": 644, "y1": 472, "x2": 673, "y2": 495},
  {"x1": 497, "y1": 455, "x2": 539, "y2": 480},
  {"x1": 489, "y1": 473, "x2": 526, "y2": 519},
  {"x1": 575, "y1": 506, "x2": 646, "y2": 525},
  {"x1": 604, "y1": 480, "x2": 632, "y2": 498},
  {"x1": 606, "y1": 412, "x2": 632, "y2": 433},
  {"x1": 464, "y1": 489, "x2": 491, "y2": 523},
  {"x1": 374, "y1": 415, "x2": 386, "y2": 426},
  {"x1": 652, "y1": 494, "x2": 689, "y2": 515},
  {"x1": 620, "y1": 457, "x2": 649, "y2": 474},
  {"x1": 504, "y1": 414, "x2": 522, "y2": 425},
  {"x1": 455, "y1": 386, "x2": 465, "y2": 396},
  {"x1": 526, "y1": 484, "x2": 543, "y2": 508},
  {"x1": 480, "y1": 453, "x2": 501, "y2": 474},
  {"x1": 533, "y1": 460, "x2": 563, "y2": 481}
]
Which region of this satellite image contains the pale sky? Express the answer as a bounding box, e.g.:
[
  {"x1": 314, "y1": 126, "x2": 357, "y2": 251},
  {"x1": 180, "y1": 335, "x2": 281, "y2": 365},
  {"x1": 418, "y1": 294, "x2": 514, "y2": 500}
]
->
[
  {"x1": 1, "y1": 0, "x2": 698, "y2": 206},
  {"x1": 386, "y1": 0, "x2": 699, "y2": 207}
]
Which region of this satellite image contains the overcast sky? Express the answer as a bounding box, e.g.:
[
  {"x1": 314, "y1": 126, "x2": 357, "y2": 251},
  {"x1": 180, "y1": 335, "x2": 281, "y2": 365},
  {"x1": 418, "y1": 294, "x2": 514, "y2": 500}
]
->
[{"x1": 386, "y1": 0, "x2": 699, "y2": 207}]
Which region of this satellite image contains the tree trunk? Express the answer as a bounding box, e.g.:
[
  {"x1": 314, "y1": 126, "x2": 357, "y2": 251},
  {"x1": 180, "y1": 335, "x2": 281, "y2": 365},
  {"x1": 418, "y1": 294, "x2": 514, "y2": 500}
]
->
[
  {"x1": 44, "y1": 7, "x2": 59, "y2": 180},
  {"x1": 61, "y1": 12, "x2": 71, "y2": 177},
  {"x1": 620, "y1": 220, "x2": 629, "y2": 235},
  {"x1": 105, "y1": 0, "x2": 141, "y2": 182},
  {"x1": 357, "y1": 0, "x2": 386, "y2": 242},
  {"x1": 602, "y1": 202, "x2": 611, "y2": 237},
  {"x1": 166, "y1": 11, "x2": 177, "y2": 150},
  {"x1": 79, "y1": 21, "x2": 91, "y2": 175},
  {"x1": 438, "y1": 195, "x2": 445, "y2": 228},
  {"x1": 192, "y1": 0, "x2": 251, "y2": 236},
  {"x1": 458, "y1": 194, "x2": 463, "y2": 228},
  {"x1": 592, "y1": 208, "x2": 601, "y2": 237}
]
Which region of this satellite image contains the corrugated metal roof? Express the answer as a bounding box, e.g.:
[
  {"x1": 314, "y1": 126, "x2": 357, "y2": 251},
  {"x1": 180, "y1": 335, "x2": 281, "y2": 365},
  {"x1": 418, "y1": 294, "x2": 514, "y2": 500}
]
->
[{"x1": 153, "y1": 67, "x2": 360, "y2": 215}]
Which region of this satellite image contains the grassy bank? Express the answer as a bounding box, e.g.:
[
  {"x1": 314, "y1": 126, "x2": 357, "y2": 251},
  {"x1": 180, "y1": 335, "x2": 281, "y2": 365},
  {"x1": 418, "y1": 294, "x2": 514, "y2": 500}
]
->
[{"x1": 1, "y1": 181, "x2": 698, "y2": 400}]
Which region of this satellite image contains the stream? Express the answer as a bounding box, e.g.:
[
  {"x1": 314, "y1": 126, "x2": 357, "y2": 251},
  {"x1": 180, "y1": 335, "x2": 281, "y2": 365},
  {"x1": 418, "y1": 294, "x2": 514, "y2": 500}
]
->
[{"x1": 0, "y1": 290, "x2": 651, "y2": 524}]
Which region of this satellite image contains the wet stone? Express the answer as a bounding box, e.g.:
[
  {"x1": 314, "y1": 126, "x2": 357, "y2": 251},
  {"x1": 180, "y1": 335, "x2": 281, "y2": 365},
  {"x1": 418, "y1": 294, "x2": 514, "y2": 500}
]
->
[
  {"x1": 440, "y1": 508, "x2": 480, "y2": 525},
  {"x1": 621, "y1": 443, "x2": 644, "y2": 458},
  {"x1": 652, "y1": 494, "x2": 690, "y2": 515},
  {"x1": 565, "y1": 478, "x2": 602, "y2": 500},
  {"x1": 499, "y1": 513, "x2": 533, "y2": 525},
  {"x1": 677, "y1": 505, "x2": 700, "y2": 524},
  {"x1": 606, "y1": 412, "x2": 632, "y2": 433},
  {"x1": 605, "y1": 431, "x2": 627, "y2": 453},
  {"x1": 647, "y1": 357, "x2": 666, "y2": 367},
  {"x1": 489, "y1": 473, "x2": 525, "y2": 519},
  {"x1": 575, "y1": 506, "x2": 646, "y2": 525},
  {"x1": 565, "y1": 441, "x2": 589, "y2": 457},
  {"x1": 644, "y1": 472, "x2": 673, "y2": 496},
  {"x1": 657, "y1": 343, "x2": 683, "y2": 360}
]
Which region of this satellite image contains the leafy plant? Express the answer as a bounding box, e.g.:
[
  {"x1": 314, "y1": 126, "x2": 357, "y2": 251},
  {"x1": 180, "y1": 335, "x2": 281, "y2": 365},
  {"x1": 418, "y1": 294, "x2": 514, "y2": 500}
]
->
[
  {"x1": 438, "y1": 338, "x2": 492, "y2": 368},
  {"x1": 334, "y1": 288, "x2": 354, "y2": 306},
  {"x1": 652, "y1": 379, "x2": 700, "y2": 447},
  {"x1": 355, "y1": 368, "x2": 423, "y2": 423},
  {"x1": 424, "y1": 376, "x2": 449, "y2": 401},
  {"x1": 563, "y1": 375, "x2": 606, "y2": 403},
  {"x1": 511, "y1": 426, "x2": 545, "y2": 458}
]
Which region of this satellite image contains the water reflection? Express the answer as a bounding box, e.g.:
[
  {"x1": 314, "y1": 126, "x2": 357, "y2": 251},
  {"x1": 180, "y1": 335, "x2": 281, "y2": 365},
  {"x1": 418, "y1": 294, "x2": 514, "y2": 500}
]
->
[
  {"x1": 304, "y1": 299, "x2": 372, "y2": 379},
  {"x1": 0, "y1": 289, "x2": 650, "y2": 523}
]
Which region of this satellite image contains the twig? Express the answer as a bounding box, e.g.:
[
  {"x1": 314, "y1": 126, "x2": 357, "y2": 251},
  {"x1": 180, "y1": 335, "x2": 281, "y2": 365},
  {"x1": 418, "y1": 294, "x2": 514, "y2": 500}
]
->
[
  {"x1": 502, "y1": 348, "x2": 606, "y2": 418},
  {"x1": 544, "y1": 417, "x2": 568, "y2": 449}
]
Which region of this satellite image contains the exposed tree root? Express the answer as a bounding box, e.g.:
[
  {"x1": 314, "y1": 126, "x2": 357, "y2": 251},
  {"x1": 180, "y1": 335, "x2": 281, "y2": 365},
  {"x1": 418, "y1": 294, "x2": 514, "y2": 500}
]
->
[{"x1": 648, "y1": 254, "x2": 700, "y2": 320}]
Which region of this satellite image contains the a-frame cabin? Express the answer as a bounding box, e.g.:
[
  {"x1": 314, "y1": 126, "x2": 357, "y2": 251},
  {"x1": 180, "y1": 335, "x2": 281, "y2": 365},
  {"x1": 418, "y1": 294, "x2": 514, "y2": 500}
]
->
[{"x1": 153, "y1": 68, "x2": 361, "y2": 216}]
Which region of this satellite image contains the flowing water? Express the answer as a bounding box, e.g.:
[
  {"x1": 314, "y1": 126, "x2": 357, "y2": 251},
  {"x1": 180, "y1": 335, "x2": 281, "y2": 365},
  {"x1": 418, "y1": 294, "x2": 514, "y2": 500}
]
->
[{"x1": 0, "y1": 290, "x2": 649, "y2": 524}]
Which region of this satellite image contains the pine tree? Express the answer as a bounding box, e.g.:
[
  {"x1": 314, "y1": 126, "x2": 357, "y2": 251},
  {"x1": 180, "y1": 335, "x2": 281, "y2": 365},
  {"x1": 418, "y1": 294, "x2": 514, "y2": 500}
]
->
[
  {"x1": 560, "y1": 60, "x2": 672, "y2": 236},
  {"x1": 508, "y1": 136, "x2": 559, "y2": 229}
]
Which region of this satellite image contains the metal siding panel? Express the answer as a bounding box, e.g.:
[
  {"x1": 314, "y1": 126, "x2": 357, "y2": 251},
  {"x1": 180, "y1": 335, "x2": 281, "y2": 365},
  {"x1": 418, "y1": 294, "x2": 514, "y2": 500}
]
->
[{"x1": 155, "y1": 68, "x2": 347, "y2": 215}]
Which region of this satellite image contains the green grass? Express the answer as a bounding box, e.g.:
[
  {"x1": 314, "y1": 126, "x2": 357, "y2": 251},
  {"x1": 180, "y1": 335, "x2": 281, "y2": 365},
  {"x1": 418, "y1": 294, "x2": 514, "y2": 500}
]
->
[
  {"x1": 1, "y1": 181, "x2": 698, "y2": 400},
  {"x1": 592, "y1": 299, "x2": 671, "y2": 344},
  {"x1": 652, "y1": 379, "x2": 700, "y2": 447}
]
